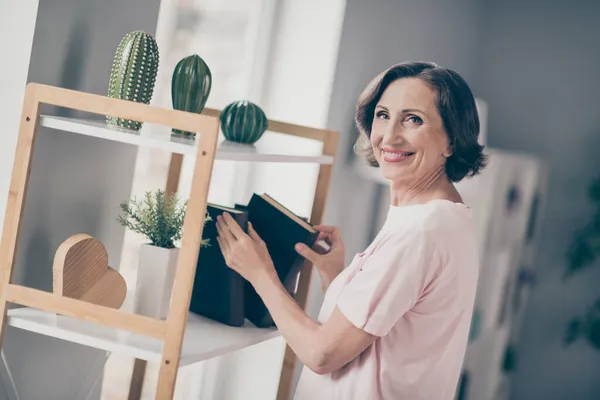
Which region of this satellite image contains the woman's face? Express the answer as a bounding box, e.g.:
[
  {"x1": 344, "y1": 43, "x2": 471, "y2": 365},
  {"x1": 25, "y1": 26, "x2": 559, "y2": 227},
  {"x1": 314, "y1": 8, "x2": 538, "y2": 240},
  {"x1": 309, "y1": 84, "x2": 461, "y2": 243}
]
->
[{"x1": 370, "y1": 77, "x2": 451, "y2": 185}]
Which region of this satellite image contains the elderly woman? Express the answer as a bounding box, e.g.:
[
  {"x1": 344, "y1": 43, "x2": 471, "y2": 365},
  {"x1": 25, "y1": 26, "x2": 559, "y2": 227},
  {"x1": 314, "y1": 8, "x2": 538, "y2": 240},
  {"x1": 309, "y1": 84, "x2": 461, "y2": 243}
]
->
[{"x1": 216, "y1": 61, "x2": 486, "y2": 400}]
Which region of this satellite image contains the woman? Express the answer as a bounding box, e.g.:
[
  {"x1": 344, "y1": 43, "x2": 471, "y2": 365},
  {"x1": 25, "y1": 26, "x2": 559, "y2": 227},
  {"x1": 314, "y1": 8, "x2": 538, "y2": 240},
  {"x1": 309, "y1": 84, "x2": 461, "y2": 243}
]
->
[{"x1": 215, "y1": 61, "x2": 486, "y2": 400}]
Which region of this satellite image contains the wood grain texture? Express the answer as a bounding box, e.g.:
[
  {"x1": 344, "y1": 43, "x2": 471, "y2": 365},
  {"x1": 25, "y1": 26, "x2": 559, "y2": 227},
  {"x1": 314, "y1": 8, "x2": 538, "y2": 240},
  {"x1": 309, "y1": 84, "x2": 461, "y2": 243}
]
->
[
  {"x1": 7, "y1": 284, "x2": 166, "y2": 338},
  {"x1": 155, "y1": 119, "x2": 219, "y2": 399},
  {"x1": 201, "y1": 107, "x2": 330, "y2": 141},
  {"x1": 127, "y1": 151, "x2": 185, "y2": 400},
  {"x1": 276, "y1": 129, "x2": 340, "y2": 400},
  {"x1": 128, "y1": 358, "x2": 147, "y2": 400},
  {"x1": 53, "y1": 234, "x2": 127, "y2": 309},
  {"x1": 0, "y1": 83, "x2": 41, "y2": 348},
  {"x1": 34, "y1": 83, "x2": 215, "y2": 135},
  {"x1": 166, "y1": 153, "x2": 184, "y2": 195}
]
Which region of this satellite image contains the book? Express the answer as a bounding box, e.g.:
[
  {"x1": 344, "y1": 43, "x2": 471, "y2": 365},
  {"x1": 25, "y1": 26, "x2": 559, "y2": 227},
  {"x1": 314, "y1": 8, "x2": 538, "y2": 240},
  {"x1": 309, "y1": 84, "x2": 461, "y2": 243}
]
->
[
  {"x1": 241, "y1": 193, "x2": 319, "y2": 327},
  {"x1": 189, "y1": 203, "x2": 248, "y2": 327},
  {"x1": 236, "y1": 202, "x2": 310, "y2": 223}
]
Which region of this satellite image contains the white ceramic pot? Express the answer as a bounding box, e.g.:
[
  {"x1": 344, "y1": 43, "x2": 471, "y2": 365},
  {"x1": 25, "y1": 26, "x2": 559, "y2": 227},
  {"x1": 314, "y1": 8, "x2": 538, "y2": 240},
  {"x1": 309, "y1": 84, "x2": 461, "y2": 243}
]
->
[{"x1": 135, "y1": 244, "x2": 179, "y2": 319}]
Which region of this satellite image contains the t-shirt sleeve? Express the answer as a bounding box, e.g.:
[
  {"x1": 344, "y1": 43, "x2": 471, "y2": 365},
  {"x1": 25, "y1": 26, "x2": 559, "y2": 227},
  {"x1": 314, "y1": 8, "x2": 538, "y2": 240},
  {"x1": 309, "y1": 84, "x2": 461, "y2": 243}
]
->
[{"x1": 336, "y1": 230, "x2": 441, "y2": 337}]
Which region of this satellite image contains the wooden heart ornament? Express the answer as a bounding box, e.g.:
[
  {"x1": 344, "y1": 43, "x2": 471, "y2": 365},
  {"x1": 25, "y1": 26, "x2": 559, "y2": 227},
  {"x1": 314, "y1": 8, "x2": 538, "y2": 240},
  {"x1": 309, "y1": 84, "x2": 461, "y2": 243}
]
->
[{"x1": 53, "y1": 234, "x2": 127, "y2": 309}]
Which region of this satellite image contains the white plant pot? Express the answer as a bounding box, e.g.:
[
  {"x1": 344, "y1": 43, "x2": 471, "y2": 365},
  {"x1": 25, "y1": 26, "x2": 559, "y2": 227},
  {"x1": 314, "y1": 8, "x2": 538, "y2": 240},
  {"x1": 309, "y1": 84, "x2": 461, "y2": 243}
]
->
[{"x1": 135, "y1": 244, "x2": 179, "y2": 319}]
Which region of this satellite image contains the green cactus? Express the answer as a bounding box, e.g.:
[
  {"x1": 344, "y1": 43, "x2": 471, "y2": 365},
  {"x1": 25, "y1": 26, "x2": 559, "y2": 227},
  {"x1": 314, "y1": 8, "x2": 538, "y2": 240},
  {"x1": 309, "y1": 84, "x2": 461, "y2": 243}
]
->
[
  {"x1": 220, "y1": 101, "x2": 268, "y2": 144},
  {"x1": 171, "y1": 54, "x2": 212, "y2": 138},
  {"x1": 106, "y1": 31, "x2": 159, "y2": 131}
]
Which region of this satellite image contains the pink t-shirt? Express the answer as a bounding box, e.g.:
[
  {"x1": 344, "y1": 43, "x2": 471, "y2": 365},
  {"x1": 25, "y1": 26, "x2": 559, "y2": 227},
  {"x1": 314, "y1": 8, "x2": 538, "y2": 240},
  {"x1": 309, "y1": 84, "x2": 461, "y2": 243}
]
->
[{"x1": 294, "y1": 199, "x2": 479, "y2": 400}]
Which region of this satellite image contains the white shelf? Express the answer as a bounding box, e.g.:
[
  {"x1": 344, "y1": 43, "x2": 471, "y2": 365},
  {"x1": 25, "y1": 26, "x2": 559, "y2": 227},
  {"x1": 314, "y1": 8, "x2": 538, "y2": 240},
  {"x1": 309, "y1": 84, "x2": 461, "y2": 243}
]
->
[
  {"x1": 7, "y1": 307, "x2": 279, "y2": 366},
  {"x1": 39, "y1": 116, "x2": 334, "y2": 164}
]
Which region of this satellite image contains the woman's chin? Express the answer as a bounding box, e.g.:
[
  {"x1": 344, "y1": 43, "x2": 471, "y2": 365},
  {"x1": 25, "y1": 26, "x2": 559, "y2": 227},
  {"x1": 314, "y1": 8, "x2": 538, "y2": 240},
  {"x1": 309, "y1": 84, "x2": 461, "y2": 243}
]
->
[{"x1": 379, "y1": 165, "x2": 410, "y2": 182}]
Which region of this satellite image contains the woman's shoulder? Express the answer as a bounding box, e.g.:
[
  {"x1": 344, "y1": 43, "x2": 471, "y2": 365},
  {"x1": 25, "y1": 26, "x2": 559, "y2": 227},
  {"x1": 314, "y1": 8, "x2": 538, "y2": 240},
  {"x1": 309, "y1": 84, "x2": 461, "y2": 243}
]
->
[
  {"x1": 421, "y1": 199, "x2": 474, "y2": 233},
  {"x1": 381, "y1": 199, "x2": 475, "y2": 247}
]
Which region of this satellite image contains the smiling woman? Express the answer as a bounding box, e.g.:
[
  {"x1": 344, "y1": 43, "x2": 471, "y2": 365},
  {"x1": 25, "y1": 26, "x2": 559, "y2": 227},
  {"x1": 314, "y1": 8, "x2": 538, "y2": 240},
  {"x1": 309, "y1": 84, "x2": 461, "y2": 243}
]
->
[
  {"x1": 355, "y1": 62, "x2": 486, "y2": 185},
  {"x1": 216, "y1": 61, "x2": 487, "y2": 400}
]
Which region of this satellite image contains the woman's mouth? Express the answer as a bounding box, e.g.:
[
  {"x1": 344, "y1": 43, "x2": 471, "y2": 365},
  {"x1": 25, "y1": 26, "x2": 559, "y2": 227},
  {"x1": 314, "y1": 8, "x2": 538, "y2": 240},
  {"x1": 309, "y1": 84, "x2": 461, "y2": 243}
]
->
[{"x1": 381, "y1": 149, "x2": 415, "y2": 163}]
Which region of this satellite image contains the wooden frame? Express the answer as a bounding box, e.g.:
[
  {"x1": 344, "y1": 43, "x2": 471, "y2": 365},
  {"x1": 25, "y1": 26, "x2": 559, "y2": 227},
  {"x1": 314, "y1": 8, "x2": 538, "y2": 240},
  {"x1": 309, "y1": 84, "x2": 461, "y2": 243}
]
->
[
  {"x1": 0, "y1": 83, "x2": 338, "y2": 399},
  {"x1": 0, "y1": 83, "x2": 219, "y2": 399}
]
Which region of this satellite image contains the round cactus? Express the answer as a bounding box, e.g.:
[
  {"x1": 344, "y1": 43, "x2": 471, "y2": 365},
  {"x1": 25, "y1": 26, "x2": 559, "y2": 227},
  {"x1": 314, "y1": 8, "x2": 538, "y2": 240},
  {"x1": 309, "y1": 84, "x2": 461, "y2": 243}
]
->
[
  {"x1": 171, "y1": 54, "x2": 212, "y2": 138},
  {"x1": 106, "y1": 31, "x2": 159, "y2": 131},
  {"x1": 219, "y1": 101, "x2": 268, "y2": 144}
]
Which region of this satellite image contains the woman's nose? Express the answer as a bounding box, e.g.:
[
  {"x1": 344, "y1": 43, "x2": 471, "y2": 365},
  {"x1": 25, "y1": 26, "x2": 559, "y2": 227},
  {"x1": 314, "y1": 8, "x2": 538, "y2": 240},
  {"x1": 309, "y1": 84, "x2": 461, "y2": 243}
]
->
[{"x1": 384, "y1": 120, "x2": 404, "y2": 141}]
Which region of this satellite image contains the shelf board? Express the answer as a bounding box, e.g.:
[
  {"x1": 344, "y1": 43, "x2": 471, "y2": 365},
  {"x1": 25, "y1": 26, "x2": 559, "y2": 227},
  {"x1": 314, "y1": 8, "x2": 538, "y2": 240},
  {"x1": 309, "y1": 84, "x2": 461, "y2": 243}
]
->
[
  {"x1": 39, "y1": 116, "x2": 333, "y2": 164},
  {"x1": 7, "y1": 307, "x2": 279, "y2": 366}
]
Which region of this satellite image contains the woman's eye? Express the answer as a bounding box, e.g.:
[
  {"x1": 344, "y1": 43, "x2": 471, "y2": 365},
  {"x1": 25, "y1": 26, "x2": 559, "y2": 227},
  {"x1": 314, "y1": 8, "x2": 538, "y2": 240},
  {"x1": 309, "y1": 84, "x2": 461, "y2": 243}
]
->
[
  {"x1": 405, "y1": 115, "x2": 423, "y2": 125},
  {"x1": 375, "y1": 111, "x2": 389, "y2": 120}
]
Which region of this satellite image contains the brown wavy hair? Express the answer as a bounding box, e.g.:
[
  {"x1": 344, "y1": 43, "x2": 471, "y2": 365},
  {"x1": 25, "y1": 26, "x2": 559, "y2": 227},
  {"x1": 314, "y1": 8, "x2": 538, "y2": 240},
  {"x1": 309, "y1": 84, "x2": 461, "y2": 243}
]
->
[{"x1": 354, "y1": 61, "x2": 487, "y2": 182}]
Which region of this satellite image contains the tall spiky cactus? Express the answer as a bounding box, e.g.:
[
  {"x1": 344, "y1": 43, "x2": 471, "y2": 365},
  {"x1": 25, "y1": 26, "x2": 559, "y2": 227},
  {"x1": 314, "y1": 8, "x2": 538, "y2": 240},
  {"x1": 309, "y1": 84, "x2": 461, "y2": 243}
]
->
[
  {"x1": 171, "y1": 54, "x2": 212, "y2": 138},
  {"x1": 106, "y1": 31, "x2": 159, "y2": 131}
]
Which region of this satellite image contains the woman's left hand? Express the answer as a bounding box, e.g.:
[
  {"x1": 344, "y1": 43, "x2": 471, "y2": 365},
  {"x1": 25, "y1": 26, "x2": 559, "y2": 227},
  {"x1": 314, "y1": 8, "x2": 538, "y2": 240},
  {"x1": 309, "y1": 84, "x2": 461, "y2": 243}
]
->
[{"x1": 216, "y1": 212, "x2": 277, "y2": 285}]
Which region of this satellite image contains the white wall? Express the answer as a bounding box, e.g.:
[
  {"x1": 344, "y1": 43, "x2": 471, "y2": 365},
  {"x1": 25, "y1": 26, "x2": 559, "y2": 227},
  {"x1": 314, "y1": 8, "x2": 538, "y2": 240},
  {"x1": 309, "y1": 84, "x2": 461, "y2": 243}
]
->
[
  {"x1": 476, "y1": 1, "x2": 600, "y2": 398},
  {"x1": 0, "y1": 4, "x2": 40, "y2": 398},
  {"x1": 0, "y1": 0, "x2": 39, "y2": 237},
  {"x1": 0, "y1": 0, "x2": 162, "y2": 398}
]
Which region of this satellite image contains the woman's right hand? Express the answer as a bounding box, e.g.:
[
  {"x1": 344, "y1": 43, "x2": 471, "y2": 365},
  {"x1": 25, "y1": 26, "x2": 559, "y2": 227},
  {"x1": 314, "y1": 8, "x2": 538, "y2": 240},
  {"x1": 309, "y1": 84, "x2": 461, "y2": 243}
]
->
[{"x1": 295, "y1": 225, "x2": 345, "y2": 292}]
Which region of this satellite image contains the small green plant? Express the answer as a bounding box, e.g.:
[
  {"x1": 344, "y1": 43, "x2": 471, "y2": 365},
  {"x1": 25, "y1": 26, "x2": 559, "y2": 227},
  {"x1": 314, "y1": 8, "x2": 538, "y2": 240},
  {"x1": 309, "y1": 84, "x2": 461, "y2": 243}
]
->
[
  {"x1": 118, "y1": 189, "x2": 210, "y2": 249},
  {"x1": 564, "y1": 299, "x2": 600, "y2": 350},
  {"x1": 564, "y1": 179, "x2": 600, "y2": 279},
  {"x1": 563, "y1": 178, "x2": 600, "y2": 349}
]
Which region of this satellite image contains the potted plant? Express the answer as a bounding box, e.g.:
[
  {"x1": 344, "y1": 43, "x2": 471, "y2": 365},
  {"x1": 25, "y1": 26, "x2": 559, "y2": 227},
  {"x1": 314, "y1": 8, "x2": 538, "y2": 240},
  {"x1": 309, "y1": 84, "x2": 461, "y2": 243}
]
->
[
  {"x1": 118, "y1": 189, "x2": 210, "y2": 319},
  {"x1": 563, "y1": 179, "x2": 600, "y2": 349}
]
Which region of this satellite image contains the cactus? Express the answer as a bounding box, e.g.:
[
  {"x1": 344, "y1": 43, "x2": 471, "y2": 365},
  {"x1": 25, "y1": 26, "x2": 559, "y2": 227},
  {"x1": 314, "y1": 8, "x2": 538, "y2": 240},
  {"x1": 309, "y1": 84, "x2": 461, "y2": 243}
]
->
[
  {"x1": 106, "y1": 31, "x2": 159, "y2": 131},
  {"x1": 171, "y1": 54, "x2": 212, "y2": 138},
  {"x1": 220, "y1": 101, "x2": 268, "y2": 144}
]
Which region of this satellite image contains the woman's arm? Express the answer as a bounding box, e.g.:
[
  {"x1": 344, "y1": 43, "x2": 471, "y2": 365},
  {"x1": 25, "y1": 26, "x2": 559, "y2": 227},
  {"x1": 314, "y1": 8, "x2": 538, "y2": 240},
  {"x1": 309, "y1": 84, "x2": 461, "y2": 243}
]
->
[
  {"x1": 254, "y1": 270, "x2": 376, "y2": 374},
  {"x1": 216, "y1": 213, "x2": 375, "y2": 374}
]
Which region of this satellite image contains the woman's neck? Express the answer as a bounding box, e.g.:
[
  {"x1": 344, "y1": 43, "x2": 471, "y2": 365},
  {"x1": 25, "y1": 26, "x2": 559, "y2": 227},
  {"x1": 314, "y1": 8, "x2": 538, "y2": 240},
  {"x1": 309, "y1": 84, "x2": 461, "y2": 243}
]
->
[{"x1": 389, "y1": 167, "x2": 462, "y2": 206}]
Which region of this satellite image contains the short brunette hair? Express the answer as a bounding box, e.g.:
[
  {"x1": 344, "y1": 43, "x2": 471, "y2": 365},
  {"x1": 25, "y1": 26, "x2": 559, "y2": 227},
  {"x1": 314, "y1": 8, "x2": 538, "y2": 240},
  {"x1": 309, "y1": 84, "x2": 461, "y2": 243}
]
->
[{"x1": 354, "y1": 61, "x2": 486, "y2": 182}]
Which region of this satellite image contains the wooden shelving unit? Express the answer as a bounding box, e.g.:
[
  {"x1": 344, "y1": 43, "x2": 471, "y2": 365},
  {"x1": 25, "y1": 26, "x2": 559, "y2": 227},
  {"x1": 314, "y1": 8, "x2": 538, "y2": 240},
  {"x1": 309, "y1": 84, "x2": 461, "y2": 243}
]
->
[{"x1": 0, "y1": 83, "x2": 339, "y2": 399}]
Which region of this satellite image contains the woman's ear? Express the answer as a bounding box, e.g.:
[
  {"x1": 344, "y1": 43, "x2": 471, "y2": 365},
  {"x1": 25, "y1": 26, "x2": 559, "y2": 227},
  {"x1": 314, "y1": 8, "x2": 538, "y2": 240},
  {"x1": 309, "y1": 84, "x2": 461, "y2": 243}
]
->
[{"x1": 443, "y1": 145, "x2": 453, "y2": 158}]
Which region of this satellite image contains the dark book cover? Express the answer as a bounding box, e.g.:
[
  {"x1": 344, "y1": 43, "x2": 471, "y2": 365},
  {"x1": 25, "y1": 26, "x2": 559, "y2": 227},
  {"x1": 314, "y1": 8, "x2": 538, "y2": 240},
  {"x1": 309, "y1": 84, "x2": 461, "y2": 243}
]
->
[
  {"x1": 189, "y1": 203, "x2": 248, "y2": 327},
  {"x1": 242, "y1": 193, "x2": 319, "y2": 327},
  {"x1": 234, "y1": 203, "x2": 248, "y2": 211}
]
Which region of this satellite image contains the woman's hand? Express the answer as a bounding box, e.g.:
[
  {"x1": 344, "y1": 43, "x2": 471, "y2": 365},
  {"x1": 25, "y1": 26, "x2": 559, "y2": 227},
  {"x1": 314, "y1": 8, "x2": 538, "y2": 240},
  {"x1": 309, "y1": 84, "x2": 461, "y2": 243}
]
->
[
  {"x1": 218, "y1": 216, "x2": 373, "y2": 375},
  {"x1": 295, "y1": 225, "x2": 345, "y2": 291},
  {"x1": 216, "y1": 213, "x2": 277, "y2": 285}
]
